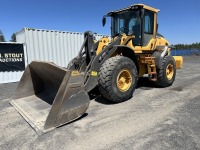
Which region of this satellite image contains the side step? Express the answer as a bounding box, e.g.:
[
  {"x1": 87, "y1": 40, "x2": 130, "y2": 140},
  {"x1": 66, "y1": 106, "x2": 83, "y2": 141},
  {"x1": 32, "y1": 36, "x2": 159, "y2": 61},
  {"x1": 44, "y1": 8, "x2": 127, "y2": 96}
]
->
[{"x1": 141, "y1": 56, "x2": 157, "y2": 81}]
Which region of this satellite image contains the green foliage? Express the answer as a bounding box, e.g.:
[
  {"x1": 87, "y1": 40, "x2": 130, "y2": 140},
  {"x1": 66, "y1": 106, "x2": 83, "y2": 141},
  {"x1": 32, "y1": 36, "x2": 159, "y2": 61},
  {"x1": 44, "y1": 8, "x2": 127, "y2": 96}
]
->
[
  {"x1": 0, "y1": 30, "x2": 6, "y2": 42},
  {"x1": 173, "y1": 42, "x2": 200, "y2": 50},
  {"x1": 10, "y1": 33, "x2": 16, "y2": 42}
]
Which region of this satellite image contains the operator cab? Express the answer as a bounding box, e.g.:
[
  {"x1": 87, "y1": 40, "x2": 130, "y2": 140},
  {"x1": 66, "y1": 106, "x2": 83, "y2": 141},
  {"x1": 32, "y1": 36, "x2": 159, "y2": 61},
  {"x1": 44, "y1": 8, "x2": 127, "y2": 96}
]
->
[{"x1": 102, "y1": 4, "x2": 160, "y2": 46}]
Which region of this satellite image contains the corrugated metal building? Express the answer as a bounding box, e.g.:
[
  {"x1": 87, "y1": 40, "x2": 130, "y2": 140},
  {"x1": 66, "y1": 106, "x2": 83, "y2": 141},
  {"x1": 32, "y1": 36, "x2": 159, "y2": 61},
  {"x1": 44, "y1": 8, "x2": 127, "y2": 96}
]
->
[
  {"x1": 0, "y1": 28, "x2": 108, "y2": 83},
  {"x1": 16, "y1": 28, "x2": 108, "y2": 67}
]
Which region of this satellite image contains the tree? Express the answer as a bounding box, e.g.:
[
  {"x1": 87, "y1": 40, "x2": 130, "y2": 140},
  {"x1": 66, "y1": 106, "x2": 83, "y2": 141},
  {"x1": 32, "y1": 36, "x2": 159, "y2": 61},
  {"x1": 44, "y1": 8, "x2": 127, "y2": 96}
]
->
[
  {"x1": 10, "y1": 33, "x2": 16, "y2": 42},
  {"x1": 0, "y1": 30, "x2": 5, "y2": 42},
  {"x1": 173, "y1": 42, "x2": 200, "y2": 50}
]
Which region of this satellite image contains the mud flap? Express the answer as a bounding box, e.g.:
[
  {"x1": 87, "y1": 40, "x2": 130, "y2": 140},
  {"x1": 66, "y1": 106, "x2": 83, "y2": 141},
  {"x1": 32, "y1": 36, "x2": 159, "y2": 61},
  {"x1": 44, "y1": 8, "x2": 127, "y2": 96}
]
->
[{"x1": 10, "y1": 61, "x2": 90, "y2": 134}]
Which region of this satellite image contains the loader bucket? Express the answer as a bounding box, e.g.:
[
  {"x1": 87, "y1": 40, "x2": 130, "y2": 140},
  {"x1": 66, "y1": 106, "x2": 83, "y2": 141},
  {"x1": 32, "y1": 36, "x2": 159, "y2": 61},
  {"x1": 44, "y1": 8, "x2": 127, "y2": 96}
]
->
[{"x1": 10, "y1": 61, "x2": 90, "y2": 134}]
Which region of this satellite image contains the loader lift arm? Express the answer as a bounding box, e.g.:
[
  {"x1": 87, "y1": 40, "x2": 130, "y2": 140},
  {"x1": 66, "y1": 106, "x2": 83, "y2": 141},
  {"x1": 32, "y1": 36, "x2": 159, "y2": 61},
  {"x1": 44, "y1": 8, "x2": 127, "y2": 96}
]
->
[
  {"x1": 67, "y1": 31, "x2": 97, "y2": 71},
  {"x1": 68, "y1": 31, "x2": 122, "y2": 92}
]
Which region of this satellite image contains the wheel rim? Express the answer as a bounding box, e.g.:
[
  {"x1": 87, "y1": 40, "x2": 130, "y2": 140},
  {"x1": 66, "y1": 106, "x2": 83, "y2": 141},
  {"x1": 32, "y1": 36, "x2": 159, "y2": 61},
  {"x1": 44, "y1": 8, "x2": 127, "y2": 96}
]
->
[
  {"x1": 117, "y1": 69, "x2": 132, "y2": 92},
  {"x1": 166, "y1": 64, "x2": 174, "y2": 80}
]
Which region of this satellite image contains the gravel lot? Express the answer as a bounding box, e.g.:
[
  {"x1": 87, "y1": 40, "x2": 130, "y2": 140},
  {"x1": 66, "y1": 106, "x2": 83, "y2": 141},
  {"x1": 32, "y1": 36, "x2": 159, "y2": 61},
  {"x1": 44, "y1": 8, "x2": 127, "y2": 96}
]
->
[{"x1": 0, "y1": 56, "x2": 200, "y2": 150}]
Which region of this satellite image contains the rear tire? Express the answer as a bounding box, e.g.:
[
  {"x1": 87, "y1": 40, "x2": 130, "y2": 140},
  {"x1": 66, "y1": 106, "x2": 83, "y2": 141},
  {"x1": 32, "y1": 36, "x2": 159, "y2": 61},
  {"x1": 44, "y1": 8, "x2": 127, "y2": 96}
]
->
[
  {"x1": 98, "y1": 56, "x2": 138, "y2": 103},
  {"x1": 156, "y1": 55, "x2": 176, "y2": 87}
]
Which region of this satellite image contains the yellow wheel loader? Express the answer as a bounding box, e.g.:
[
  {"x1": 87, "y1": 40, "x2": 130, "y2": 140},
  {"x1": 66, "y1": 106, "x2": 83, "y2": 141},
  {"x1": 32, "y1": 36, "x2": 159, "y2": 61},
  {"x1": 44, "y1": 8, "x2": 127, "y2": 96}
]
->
[{"x1": 10, "y1": 4, "x2": 183, "y2": 134}]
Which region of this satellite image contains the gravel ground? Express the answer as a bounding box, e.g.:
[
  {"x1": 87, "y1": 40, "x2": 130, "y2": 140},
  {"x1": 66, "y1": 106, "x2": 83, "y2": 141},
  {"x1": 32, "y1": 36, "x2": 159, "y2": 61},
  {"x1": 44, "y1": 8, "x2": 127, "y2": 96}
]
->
[{"x1": 0, "y1": 56, "x2": 200, "y2": 150}]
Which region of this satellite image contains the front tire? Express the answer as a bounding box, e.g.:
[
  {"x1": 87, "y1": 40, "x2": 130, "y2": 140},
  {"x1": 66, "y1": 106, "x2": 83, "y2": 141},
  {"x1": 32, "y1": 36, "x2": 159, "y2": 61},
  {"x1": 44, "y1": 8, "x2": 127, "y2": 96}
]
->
[
  {"x1": 156, "y1": 55, "x2": 176, "y2": 87},
  {"x1": 98, "y1": 56, "x2": 138, "y2": 103}
]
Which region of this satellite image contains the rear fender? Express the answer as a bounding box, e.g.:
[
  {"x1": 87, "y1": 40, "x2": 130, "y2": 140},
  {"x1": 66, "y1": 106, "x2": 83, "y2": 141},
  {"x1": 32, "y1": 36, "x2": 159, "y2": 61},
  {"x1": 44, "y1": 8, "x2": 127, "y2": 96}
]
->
[
  {"x1": 153, "y1": 46, "x2": 169, "y2": 69},
  {"x1": 153, "y1": 46, "x2": 183, "y2": 69}
]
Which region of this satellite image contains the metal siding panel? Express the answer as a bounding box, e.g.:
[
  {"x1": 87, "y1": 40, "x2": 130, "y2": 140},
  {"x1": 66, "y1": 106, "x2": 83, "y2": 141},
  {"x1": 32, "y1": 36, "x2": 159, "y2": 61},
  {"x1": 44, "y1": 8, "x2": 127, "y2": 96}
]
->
[
  {"x1": 66, "y1": 33, "x2": 70, "y2": 64},
  {"x1": 38, "y1": 30, "x2": 43, "y2": 61},
  {"x1": 47, "y1": 31, "x2": 53, "y2": 61},
  {"x1": 59, "y1": 32, "x2": 63, "y2": 66},
  {"x1": 16, "y1": 29, "x2": 25, "y2": 43},
  {"x1": 35, "y1": 30, "x2": 40, "y2": 60},
  {"x1": 61, "y1": 32, "x2": 64, "y2": 63},
  {"x1": 57, "y1": 31, "x2": 62, "y2": 66},
  {"x1": 27, "y1": 30, "x2": 34, "y2": 63},
  {"x1": 0, "y1": 71, "x2": 24, "y2": 84},
  {"x1": 53, "y1": 32, "x2": 57, "y2": 64},
  {"x1": 63, "y1": 33, "x2": 67, "y2": 65},
  {"x1": 51, "y1": 31, "x2": 55, "y2": 61},
  {"x1": 69, "y1": 33, "x2": 73, "y2": 61},
  {"x1": 75, "y1": 33, "x2": 79, "y2": 56},
  {"x1": 54, "y1": 32, "x2": 58, "y2": 65},
  {"x1": 43, "y1": 31, "x2": 47, "y2": 61},
  {"x1": 36, "y1": 30, "x2": 41, "y2": 60},
  {"x1": 70, "y1": 33, "x2": 75, "y2": 61}
]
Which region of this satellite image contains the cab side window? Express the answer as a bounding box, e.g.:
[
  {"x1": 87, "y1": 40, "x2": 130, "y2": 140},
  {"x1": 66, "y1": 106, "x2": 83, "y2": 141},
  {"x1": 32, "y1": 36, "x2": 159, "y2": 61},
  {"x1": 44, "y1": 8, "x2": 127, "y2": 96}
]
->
[
  {"x1": 143, "y1": 11, "x2": 154, "y2": 46},
  {"x1": 144, "y1": 11, "x2": 154, "y2": 34}
]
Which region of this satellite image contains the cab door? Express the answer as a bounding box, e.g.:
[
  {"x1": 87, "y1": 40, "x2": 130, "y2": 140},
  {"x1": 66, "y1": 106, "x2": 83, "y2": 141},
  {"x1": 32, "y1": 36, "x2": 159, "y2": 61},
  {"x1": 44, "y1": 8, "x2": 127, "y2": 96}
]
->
[{"x1": 143, "y1": 10, "x2": 155, "y2": 46}]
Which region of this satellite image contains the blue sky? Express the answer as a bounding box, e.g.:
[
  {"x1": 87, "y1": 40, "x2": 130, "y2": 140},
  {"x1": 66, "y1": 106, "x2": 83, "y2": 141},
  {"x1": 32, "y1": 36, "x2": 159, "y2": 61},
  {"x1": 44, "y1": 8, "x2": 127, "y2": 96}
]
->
[{"x1": 1, "y1": 0, "x2": 199, "y2": 44}]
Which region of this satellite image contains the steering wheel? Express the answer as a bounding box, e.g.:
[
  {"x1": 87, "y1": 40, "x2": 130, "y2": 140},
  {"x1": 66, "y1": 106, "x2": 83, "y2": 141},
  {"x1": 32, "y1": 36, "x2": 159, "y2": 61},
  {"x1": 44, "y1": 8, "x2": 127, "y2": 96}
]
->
[{"x1": 120, "y1": 27, "x2": 129, "y2": 34}]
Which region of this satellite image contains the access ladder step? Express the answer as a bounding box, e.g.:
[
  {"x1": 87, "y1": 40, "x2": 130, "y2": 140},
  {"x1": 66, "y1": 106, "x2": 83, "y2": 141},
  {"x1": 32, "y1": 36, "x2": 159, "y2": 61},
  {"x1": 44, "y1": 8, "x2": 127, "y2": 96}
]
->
[
  {"x1": 150, "y1": 72, "x2": 157, "y2": 75},
  {"x1": 151, "y1": 78, "x2": 157, "y2": 81}
]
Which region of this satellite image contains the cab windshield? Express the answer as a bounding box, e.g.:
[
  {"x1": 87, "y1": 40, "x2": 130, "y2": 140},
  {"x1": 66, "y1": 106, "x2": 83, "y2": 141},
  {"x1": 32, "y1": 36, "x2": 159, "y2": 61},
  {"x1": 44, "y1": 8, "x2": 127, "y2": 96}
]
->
[{"x1": 111, "y1": 9, "x2": 142, "y2": 45}]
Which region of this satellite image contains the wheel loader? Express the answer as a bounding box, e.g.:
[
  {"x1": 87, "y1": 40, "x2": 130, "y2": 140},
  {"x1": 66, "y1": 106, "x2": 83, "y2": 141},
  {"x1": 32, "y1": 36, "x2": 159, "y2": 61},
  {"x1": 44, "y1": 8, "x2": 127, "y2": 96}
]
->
[{"x1": 10, "y1": 4, "x2": 183, "y2": 134}]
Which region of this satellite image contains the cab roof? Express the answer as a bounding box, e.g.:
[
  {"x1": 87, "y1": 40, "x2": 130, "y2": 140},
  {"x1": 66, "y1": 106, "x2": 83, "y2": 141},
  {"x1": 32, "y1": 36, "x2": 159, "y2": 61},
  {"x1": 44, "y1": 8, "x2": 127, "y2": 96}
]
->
[{"x1": 108, "y1": 4, "x2": 160, "y2": 15}]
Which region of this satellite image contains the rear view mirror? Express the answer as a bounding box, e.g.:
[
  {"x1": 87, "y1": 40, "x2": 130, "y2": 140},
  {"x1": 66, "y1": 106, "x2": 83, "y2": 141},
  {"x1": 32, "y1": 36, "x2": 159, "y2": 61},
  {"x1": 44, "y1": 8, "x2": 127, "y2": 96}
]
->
[{"x1": 102, "y1": 17, "x2": 106, "y2": 27}]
